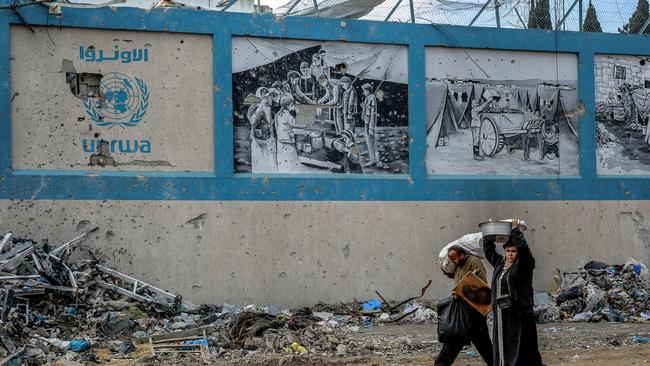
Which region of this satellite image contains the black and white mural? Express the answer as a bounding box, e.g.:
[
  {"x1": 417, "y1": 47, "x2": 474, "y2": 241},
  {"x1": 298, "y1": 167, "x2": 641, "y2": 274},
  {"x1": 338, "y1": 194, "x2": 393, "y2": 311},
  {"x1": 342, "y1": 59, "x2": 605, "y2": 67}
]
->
[
  {"x1": 232, "y1": 37, "x2": 408, "y2": 174},
  {"x1": 425, "y1": 48, "x2": 579, "y2": 176},
  {"x1": 596, "y1": 54, "x2": 650, "y2": 175}
]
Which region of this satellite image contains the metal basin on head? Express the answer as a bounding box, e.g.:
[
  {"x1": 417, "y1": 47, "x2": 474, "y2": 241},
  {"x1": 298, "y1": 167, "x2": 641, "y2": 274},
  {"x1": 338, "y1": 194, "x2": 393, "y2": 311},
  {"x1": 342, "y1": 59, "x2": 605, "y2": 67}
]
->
[{"x1": 479, "y1": 220, "x2": 512, "y2": 243}]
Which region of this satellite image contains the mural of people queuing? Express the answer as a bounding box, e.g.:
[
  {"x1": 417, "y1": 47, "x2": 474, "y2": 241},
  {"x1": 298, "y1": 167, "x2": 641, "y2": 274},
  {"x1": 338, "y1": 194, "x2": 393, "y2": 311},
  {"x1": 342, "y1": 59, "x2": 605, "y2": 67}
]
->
[
  {"x1": 232, "y1": 37, "x2": 409, "y2": 174},
  {"x1": 425, "y1": 48, "x2": 579, "y2": 176},
  {"x1": 595, "y1": 55, "x2": 650, "y2": 175}
]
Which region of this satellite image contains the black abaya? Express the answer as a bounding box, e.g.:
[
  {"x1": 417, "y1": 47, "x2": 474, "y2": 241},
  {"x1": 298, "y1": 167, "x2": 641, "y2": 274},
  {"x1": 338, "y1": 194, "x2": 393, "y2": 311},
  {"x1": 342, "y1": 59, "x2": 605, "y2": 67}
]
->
[{"x1": 484, "y1": 228, "x2": 544, "y2": 366}]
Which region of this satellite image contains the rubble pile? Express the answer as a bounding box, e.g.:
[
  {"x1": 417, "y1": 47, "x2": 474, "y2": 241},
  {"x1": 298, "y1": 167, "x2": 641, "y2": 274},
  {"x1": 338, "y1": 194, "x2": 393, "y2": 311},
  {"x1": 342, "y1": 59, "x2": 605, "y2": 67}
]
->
[
  {"x1": 0, "y1": 229, "x2": 438, "y2": 365},
  {"x1": 536, "y1": 259, "x2": 650, "y2": 323}
]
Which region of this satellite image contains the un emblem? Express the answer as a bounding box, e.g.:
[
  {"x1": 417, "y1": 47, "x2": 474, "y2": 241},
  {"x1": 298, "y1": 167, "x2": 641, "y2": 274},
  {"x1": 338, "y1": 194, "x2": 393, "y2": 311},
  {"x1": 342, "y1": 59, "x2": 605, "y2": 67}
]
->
[{"x1": 83, "y1": 72, "x2": 149, "y2": 128}]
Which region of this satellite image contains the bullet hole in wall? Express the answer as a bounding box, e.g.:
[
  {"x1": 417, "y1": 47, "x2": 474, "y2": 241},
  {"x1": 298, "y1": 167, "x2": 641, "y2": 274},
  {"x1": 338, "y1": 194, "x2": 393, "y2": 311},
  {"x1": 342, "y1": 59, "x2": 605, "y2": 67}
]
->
[{"x1": 89, "y1": 140, "x2": 116, "y2": 167}]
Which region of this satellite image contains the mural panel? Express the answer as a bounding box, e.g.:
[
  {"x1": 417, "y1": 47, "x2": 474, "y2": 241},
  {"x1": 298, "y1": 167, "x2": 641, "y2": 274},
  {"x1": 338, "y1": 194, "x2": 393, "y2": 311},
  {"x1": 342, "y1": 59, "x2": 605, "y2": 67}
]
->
[
  {"x1": 425, "y1": 47, "x2": 579, "y2": 176},
  {"x1": 10, "y1": 26, "x2": 214, "y2": 172},
  {"x1": 232, "y1": 37, "x2": 408, "y2": 174},
  {"x1": 596, "y1": 54, "x2": 650, "y2": 175}
]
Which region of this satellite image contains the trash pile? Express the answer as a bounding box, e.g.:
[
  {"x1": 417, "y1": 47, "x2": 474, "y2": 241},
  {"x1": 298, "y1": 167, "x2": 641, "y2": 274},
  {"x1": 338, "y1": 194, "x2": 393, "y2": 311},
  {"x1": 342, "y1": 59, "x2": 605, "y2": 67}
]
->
[
  {"x1": 535, "y1": 258, "x2": 650, "y2": 323},
  {"x1": 0, "y1": 229, "x2": 438, "y2": 365}
]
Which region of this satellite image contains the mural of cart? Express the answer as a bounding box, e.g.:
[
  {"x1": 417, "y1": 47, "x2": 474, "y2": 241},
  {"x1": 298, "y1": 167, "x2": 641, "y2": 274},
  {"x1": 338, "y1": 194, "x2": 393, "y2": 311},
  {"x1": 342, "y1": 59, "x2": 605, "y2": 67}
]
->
[
  {"x1": 478, "y1": 109, "x2": 558, "y2": 160},
  {"x1": 478, "y1": 109, "x2": 527, "y2": 157}
]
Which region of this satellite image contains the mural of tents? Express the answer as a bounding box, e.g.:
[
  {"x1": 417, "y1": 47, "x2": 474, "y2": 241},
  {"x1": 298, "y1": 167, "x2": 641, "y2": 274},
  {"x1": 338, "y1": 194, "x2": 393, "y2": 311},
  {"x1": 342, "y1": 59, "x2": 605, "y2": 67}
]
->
[
  {"x1": 473, "y1": 84, "x2": 485, "y2": 103},
  {"x1": 527, "y1": 87, "x2": 539, "y2": 112},
  {"x1": 447, "y1": 84, "x2": 473, "y2": 128},
  {"x1": 516, "y1": 88, "x2": 529, "y2": 111},
  {"x1": 538, "y1": 86, "x2": 579, "y2": 137},
  {"x1": 426, "y1": 82, "x2": 461, "y2": 148},
  {"x1": 426, "y1": 82, "x2": 578, "y2": 148},
  {"x1": 232, "y1": 37, "x2": 407, "y2": 84}
]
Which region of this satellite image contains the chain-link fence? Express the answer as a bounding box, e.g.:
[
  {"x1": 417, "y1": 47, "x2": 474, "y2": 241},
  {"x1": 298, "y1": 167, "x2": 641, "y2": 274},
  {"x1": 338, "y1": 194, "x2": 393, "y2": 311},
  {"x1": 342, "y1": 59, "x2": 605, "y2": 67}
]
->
[
  {"x1": 266, "y1": 0, "x2": 650, "y2": 34},
  {"x1": 61, "y1": 0, "x2": 650, "y2": 35}
]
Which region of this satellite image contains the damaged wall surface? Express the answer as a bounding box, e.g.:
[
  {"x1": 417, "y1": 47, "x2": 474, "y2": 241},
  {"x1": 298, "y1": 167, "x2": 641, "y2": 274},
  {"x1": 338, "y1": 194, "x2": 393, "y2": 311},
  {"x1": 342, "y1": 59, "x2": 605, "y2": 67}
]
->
[
  {"x1": 1, "y1": 5, "x2": 650, "y2": 305},
  {"x1": 11, "y1": 26, "x2": 214, "y2": 172},
  {"x1": 1, "y1": 200, "x2": 649, "y2": 307}
]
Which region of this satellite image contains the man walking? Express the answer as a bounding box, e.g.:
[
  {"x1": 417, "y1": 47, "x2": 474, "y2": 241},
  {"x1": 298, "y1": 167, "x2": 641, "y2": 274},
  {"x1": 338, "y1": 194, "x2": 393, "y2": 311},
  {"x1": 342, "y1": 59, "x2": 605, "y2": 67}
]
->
[{"x1": 434, "y1": 245, "x2": 493, "y2": 366}]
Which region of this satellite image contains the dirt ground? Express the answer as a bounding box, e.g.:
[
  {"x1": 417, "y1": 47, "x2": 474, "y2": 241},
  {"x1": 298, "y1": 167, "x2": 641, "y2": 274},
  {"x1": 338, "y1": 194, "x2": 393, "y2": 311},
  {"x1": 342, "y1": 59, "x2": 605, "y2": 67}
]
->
[{"x1": 102, "y1": 322, "x2": 650, "y2": 366}]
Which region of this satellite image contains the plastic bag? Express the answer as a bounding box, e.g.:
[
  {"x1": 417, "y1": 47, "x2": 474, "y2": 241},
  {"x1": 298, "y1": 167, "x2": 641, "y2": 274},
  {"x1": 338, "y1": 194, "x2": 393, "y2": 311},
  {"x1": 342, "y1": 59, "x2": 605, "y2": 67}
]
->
[
  {"x1": 436, "y1": 296, "x2": 470, "y2": 343},
  {"x1": 438, "y1": 232, "x2": 484, "y2": 275},
  {"x1": 583, "y1": 283, "x2": 605, "y2": 312},
  {"x1": 68, "y1": 339, "x2": 90, "y2": 352},
  {"x1": 362, "y1": 299, "x2": 382, "y2": 311},
  {"x1": 625, "y1": 257, "x2": 650, "y2": 281}
]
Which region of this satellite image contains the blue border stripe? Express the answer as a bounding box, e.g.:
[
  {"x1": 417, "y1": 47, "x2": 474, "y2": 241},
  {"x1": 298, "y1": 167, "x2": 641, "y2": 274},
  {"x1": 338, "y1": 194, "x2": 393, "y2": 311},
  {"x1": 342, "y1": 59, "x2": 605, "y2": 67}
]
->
[
  {"x1": 1, "y1": 5, "x2": 650, "y2": 200},
  {"x1": 0, "y1": 13, "x2": 10, "y2": 175},
  {"x1": 408, "y1": 42, "x2": 426, "y2": 180},
  {"x1": 578, "y1": 51, "x2": 596, "y2": 178},
  {"x1": 0, "y1": 175, "x2": 648, "y2": 200}
]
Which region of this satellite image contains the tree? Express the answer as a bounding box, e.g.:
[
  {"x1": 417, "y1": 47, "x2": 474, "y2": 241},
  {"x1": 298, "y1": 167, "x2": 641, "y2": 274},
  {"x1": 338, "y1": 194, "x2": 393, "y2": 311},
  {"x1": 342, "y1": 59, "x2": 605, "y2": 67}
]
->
[
  {"x1": 583, "y1": 0, "x2": 603, "y2": 32},
  {"x1": 527, "y1": 0, "x2": 536, "y2": 29},
  {"x1": 620, "y1": 0, "x2": 649, "y2": 34},
  {"x1": 529, "y1": 0, "x2": 553, "y2": 30}
]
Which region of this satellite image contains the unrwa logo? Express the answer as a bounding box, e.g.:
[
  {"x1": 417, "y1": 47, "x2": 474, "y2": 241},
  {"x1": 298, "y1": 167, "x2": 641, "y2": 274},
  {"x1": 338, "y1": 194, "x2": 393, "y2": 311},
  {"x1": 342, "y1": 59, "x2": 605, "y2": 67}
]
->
[{"x1": 83, "y1": 72, "x2": 149, "y2": 128}]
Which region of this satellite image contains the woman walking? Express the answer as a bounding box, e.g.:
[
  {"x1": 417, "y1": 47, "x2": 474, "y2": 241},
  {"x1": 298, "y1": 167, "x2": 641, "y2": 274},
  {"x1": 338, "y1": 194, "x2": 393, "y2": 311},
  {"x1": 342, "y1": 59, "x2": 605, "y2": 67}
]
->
[{"x1": 483, "y1": 223, "x2": 544, "y2": 366}]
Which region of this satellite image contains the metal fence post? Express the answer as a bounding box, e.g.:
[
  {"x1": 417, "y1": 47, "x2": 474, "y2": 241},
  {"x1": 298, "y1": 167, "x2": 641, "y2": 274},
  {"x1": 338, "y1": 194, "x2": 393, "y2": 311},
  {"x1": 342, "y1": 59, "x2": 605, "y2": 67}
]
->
[
  {"x1": 312, "y1": 0, "x2": 319, "y2": 16},
  {"x1": 639, "y1": 17, "x2": 650, "y2": 34},
  {"x1": 578, "y1": 0, "x2": 583, "y2": 31},
  {"x1": 283, "y1": 0, "x2": 301, "y2": 15},
  {"x1": 469, "y1": 0, "x2": 492, "y2": 26},
  {"x1": 556, "y1": 0, "x2": 579, "y2": 30},
  {"x1": 220, "y1": 0, "x2": 238, "y2": 11}
]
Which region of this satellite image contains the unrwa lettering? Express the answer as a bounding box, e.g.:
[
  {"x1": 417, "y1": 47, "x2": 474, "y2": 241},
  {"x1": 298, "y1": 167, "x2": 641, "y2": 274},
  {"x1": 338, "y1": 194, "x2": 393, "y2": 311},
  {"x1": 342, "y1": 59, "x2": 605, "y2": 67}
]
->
[{"x1": 82, "y1": 139, "x2": 151, "y2": 154}]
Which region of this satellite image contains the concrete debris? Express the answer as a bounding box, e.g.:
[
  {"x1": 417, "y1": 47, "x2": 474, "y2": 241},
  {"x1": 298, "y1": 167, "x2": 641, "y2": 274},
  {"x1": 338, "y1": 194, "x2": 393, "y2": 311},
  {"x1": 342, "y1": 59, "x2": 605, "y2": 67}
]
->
[
  {"x1": 534, "y1": 259, "x2": 650, "y2": 323},
  {"x1": 0, "y1": 229, "x2": 441, "y2": 364},
  {"x1": 14, "y1": 240, "x2": 648, "y2": 362}
]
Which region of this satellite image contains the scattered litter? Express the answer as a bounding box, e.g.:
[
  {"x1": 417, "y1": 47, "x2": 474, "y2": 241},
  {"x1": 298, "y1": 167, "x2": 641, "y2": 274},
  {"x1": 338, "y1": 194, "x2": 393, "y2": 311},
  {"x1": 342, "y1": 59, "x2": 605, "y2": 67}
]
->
[
  {"x1": 287, "y1": 341, "x2": 307, "y2": 354},
  {"x1": 120, "y1": 340, "x2": 135, "y2": 354},
  {"x1": 536, "y1": 259, "x2": 650, "y2": 323},
  {"x1": 571, "y1": 354, "x2": 580, "y2": 362},
  {"x1": 2, "y1": 227, "x2": 650, "y2": 363},
  {"x1": 362, "y1": 300, "x2": 382, "y2": 311},
  {"x1": 68, "y1": 339, "x2": 90, "y2": 352},
  {"x1": 631, "y1": 336, "x2": 650, "y2": 343},
  {"x1": 0, "y1": 228, "x2": 443, "y2": 363},
  {"x1": 571, "y1": 312, "x2": 594, "y2": 322}
]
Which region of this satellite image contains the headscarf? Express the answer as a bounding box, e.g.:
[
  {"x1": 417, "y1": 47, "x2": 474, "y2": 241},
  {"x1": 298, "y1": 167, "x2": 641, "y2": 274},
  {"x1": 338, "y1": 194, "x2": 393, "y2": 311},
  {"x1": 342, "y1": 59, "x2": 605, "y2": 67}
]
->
[{"x1": 502, "y1": 227, "x2": 525, "y2": 270}]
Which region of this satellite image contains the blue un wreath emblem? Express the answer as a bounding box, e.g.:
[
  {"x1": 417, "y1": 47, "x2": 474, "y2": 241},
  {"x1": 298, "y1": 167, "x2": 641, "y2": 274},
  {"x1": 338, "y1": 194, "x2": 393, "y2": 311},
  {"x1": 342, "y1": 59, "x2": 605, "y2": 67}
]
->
[{"x1": 83, "y1": 72, "x2": 149, "y2": 128}]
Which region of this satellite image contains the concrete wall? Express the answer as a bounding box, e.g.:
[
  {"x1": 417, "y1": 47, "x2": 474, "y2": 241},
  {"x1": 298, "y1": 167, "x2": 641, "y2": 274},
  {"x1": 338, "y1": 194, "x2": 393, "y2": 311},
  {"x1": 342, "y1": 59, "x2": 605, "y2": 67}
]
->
[
  {"x1": 3, "y1": 6, "x2": 650, "y2": 308},
  {"x1": 2, "y1": 199, "x2": 648, "y2": 307}
]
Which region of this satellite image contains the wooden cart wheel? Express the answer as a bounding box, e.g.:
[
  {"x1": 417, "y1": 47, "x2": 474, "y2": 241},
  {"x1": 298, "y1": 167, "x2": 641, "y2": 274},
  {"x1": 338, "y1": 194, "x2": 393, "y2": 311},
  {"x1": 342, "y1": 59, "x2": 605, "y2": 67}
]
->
[{"x1": 479, "y1": 117, "x2": 503, "y2": 157}]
